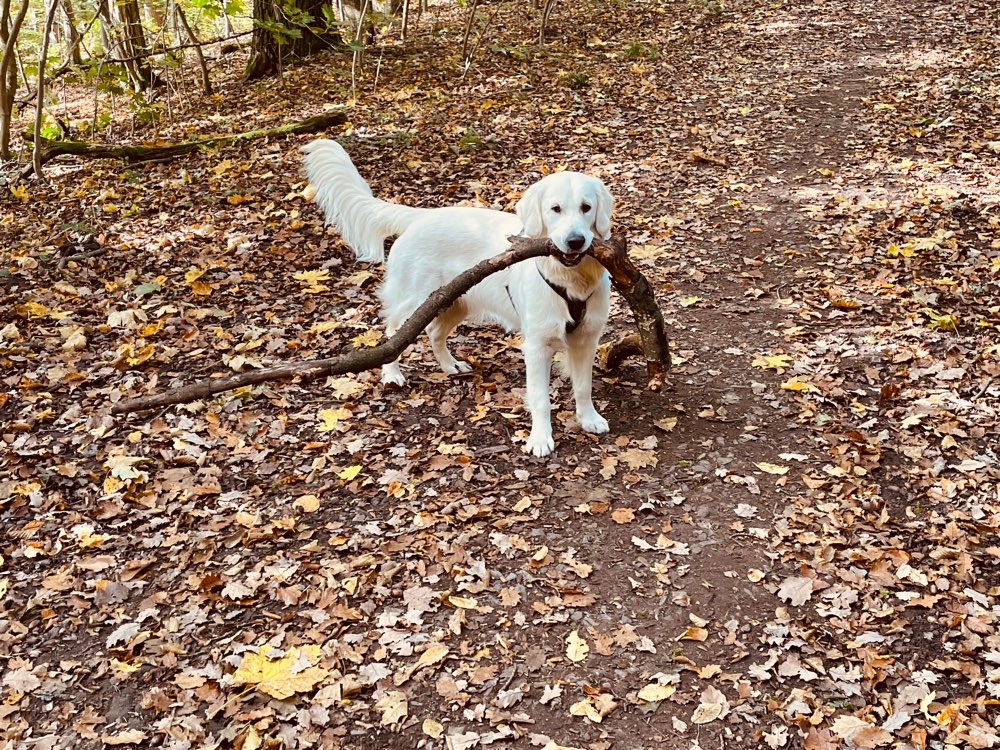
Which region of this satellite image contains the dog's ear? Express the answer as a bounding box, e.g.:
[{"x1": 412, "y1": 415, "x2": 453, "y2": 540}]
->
[
  {"x1": 516, "y1": 181, "x2": 546, "y2": 238},
  {"x1": 592, "y1": 179, "x2": 615, "y2": 240}
]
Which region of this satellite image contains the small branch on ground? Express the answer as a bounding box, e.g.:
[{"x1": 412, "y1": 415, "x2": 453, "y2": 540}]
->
[
  {"x1": 111, "y1": 235, "x2": 670, "y2": 415},
  {"x1": 20, "y1": 110, "x2": 346, "y2": 178}
]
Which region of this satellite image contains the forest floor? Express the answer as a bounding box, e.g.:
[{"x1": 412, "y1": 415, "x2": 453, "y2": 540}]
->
[{"x1": 2, "y1": 0, "x2": 1000, "y2": 747}]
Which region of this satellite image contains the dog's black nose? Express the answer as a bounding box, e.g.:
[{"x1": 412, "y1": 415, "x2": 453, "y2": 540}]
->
[{"x1": 566, "y1": 236, "x2": 586, "y2": 252}]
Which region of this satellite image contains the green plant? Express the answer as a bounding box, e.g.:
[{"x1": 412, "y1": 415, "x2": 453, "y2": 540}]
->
[
  {"x1": 559, "y1": 71, "x2": 589, "y2": 90},
  {"x1": 456, "y1": 127, "x2": 481, "y2": 151},
  {"x1": 623, "y1": 41, "x2": 658, "y2": 60}
]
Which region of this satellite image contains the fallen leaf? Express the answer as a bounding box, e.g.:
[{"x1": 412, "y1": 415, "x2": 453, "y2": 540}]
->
[{"x1": 565, "y1": 630, "x2": 589, "y2": 663}]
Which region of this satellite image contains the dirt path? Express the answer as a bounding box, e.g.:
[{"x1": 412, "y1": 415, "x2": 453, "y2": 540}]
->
[{"x1": 2, "y1": 0, "x2": 998, "y2": 747}]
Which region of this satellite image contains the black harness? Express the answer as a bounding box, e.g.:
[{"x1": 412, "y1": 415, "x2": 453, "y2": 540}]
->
[{"x1": 506, "y1": 265, "x2": 593, "y2": 335}]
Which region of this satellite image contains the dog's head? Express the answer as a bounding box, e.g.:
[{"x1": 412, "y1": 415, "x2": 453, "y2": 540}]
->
[{"x1": 516, "y1": 172, "x2": 614, "y2": 266}]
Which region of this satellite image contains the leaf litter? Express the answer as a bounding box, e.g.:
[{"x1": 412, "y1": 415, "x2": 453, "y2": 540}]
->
[{"x1": 2, "y1": 0, "x2": 999, "y2": 747}]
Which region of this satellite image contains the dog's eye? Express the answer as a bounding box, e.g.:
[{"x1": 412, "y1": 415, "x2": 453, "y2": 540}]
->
[
  {"x1": 581, "y1": 203, "x2": 592, "y2": 213},
  {"x1": 551, "y1": 205, "x2": 562, "y2": 214}
]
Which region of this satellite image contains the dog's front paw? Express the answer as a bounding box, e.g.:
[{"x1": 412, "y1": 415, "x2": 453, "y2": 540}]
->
[
  {"x1": 524, "y1": 432, "x2": 555, "y2": 457},
  {"x1": 577, "y1": 410, "x2": 610, "y2": 434},
  {"x1": 443, "y1": 360, "x2": 472, "y2": 375},
  {"x1": 380, "y1": 367, "x2": 406, "y2": 387}
]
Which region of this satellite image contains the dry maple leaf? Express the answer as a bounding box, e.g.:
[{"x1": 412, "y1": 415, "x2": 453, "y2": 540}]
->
[
  {"x1": 374, "y1": 689, "x2": 408, "y2": 726},
  {"x1": 231, "y1": 645, "x2": 329, "y2": 700},
  {"x1": 619, "y1": 448, "x2": 658, "y2": 470}
]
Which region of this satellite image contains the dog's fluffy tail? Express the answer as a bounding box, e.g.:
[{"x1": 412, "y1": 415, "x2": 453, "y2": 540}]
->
[{"x1": 301, "y1": 139, "x2": 423, "y2": 263}]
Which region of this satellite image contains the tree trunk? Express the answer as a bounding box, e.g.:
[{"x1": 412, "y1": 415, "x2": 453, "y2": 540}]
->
[
  {"x1": 59, "y1": 0, "x2": 84, "y2": 65},
  {"x1": 99, "y1": 0, "x2": 153, "y2": 91},
  {"x1": 244, "y1": 0, "x2": 340, "y2": 80},
  {"x1": 0, "y1": 0, "x2": 31, "y2": 159},
  {"x1": 34, "y1": 0, "x2": 60, "y2": 177},
  {"x1": 174, "y1": 3, "x2": 212, "y2": 94}
]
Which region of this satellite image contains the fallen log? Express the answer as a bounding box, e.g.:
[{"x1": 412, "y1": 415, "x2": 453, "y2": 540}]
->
[
  {"x1": 111, "y1": 235, "x2": 669, "y2": 415},
  {"x1": 21, "y1": 110, "x2": 346, "y2": 176}
]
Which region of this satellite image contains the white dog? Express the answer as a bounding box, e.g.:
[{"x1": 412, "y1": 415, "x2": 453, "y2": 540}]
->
[{"x1": 301, "y1": 138, "x2": 614, "y2": 457}]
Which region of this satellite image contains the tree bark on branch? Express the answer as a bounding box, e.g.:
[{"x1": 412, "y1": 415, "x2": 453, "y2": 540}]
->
[
  {"x1": 21, "y1": 109, "x2": 346, "y2": 176},
  {"x1": 111, "y1": 236, "x2": 669, "y2": 416}
]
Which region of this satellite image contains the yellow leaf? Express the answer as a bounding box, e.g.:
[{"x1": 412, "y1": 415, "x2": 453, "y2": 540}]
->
[
  {"x1": 780, "y1": 377, "x2": 818, "y2": 393},
  {"x1": 316, "y1": 406, "x2": 351, "y2": 432},
  {"x1": 227, "y1": 193, "x2": 255, "y2": 205},
  {"x1": 422, "y1": 719, "x2": 444, "y2": 739},
  {"x1": 570, "y1": 698, "x2": 602, "y2": 722},
  {"x1": 675, "y1": 626, "x2": 708, "y2": 642},
  {"x1": 448, "y1": 595, "x2": 478, "y2": 609},
  {"x1": 925, "y1": 310, "x2": 959, "y2": 332},
  {"x1": 184, "y1": 267, "x2": 204, "y2": 284},
  {"x1": 352, "y1": 329, "x2": 381, "y2": 348},
  {"x1": 241, "y1": 727, "x2": 263, "y2": 750},
  {"x1": 886, "y1": 242, "x2": 917, "y2": 258},
  {"x1": 345, "y1": 269, "x2": 375, "y2": 286},
  {"x1": 294, "y1": 269, "x2": 331, "y2": 293},
  {"x1": 125, "y1": 343, "x2": 155, "y2": 366},
  {"x1": 18, "y1": 301, "x2": 51, "y2": 319},
  {"x1": 293, "y1": 494, "x2": 320, "y2": 512},
  {"x1": 10, "y1": 184, "x2": 30, "y2": 202},
  {"x1": 338, "y1": 465, "x2": 363, "y2": 481},
  {"x1": 678, "y1": 296, "x2": 702, "y2": 307},
  {"x1": 310, "y1": 320, "x2": 340, "y2": 334},
  {"x1": 754, "y1": 462, "x2": 789, "y2": 475},
  {"x1": 110, "y1": 658, "x2": 142, "y2": 678},
  {"x1": 231, "y1": 645, "x2": 329, "y2": 700},
  {"x1": 568, "y1": 693, "x2": 616, "y2": 723},
  {"x1": 565, "y1": 629, "x2": 589, "y2": 663},
  {"x1": 415, "y1": 644, "x2": 450, "y2": 669},
  {"x1": 751, "y1": 353, "x2": 792, "y2": 371},
  {"x1": 317, "y1": 407, "x2": 351, "y2": 432},
  {"x1": 637, "y1": 683, "x2": 676, "y2": 702}
]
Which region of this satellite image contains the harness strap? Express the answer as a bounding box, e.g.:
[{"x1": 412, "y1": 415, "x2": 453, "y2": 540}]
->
[
  {"x1": 537, "y1": 266, "x2": 591, "y2": 335},
  {"x1": 505, "y1": 265, "x2": 594, "y2": 336}
]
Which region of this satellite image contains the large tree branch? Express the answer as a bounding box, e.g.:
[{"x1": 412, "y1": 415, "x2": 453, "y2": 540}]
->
[
  {"x1": 111, "y1": 235, "x2": 669, "y2": 415},
  {"x1": 21, "y1": 110, "x2": 346, "y2": 177},
  {"x1": 590, "y1": 238, "x2": 671, "y2": 390}
]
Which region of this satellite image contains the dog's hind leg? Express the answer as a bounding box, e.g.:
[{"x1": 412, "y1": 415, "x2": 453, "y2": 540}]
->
[
  {"x1": 566, "y1": 333, "x2": 609, "y2": 434},
  {"x1": 427, "y1": 301, "x2": 471, "y2": 375}
]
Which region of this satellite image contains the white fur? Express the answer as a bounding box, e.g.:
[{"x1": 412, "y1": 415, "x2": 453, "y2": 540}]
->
[{"x1": 302, "y1": 138, "x2": 615, "y2": 457}]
